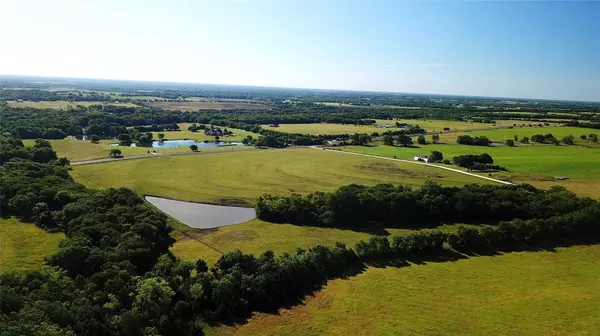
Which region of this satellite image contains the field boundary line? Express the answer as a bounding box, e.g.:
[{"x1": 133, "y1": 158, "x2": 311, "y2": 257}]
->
[{"x1": 318, "y1": 147, "x2": 514, "y2": 185}]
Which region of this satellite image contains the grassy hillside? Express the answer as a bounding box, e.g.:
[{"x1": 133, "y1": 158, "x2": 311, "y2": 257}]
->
[
  {"x1": 208, "y1": 244, "x2": 600, "y2": 336},
  {"x1": 0, "y1": 218, "x2": 64, "y2": 273},
  {"x1": 71, "y1": 148, "x2": 494, "y2": 205}
]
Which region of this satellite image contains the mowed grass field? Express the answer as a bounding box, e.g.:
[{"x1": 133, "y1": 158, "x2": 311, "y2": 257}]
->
[
  {"x1": 70, "y1": 148, "x2": 494, "y2": 205},
  {"x1": 151, "y1": 123, "x2": 259, "y2": 142},
  {"x1": 7, "y1": 100, "x2": 138, "y2": 108},
  {"x1": 0, "y1": 218, "x2": 64, "y2": 273},
  {"x1": 208, "y1": 244, "x2": 600, "y2": 336},
  {"x1": 151, "y1": 101, "x2": 269, "y2": 111}
]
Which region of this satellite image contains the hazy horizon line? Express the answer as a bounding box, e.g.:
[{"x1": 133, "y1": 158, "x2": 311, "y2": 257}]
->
[{"x1": 1, "y1": 73, "x2": 599, "y2": 104}]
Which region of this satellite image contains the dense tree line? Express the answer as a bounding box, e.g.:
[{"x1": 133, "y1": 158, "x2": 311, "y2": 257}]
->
[
  {"x1": 456, "y1": 135, "x2": 490, "y2": 146},
  {"x1": 451, "y1": 153, "x2": 505, "y2": 171},
  {"x1": 0, "y1": 106, "x2": 82, "y2": 138},
  {"x1": 131, "y1": 123, "x2": 180, "y2": 132},
  {"x1": 256, "y1": 182, "x2": 595, "y2": 229}
]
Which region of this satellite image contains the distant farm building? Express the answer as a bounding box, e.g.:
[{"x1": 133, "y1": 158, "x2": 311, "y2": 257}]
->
[
  {"x1": 414, "y1": 156, "x2": 429, "y2": 163},
  {"x1": 268, "y1": 123, "x2": 279, "y2": 127},
  {"x1": 554, "y1": 176, "x2": 569, "y2": 180}
]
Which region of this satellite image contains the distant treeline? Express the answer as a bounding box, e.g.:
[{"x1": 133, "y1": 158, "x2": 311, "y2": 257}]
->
[
  {"x1": 2, "y1": 100, "x2": 599, "y2": 151},
  {"x1": 4, "y1": 76, "x2": 600, "y2": 114}
]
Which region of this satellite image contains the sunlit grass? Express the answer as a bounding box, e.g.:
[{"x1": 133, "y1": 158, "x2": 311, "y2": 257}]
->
[
  {"x1": 207, "y1": 244, "x2": 600, "y2": 336},
  {"x1": 0, "y1": 218, "x2": 64, "y2": 273}
]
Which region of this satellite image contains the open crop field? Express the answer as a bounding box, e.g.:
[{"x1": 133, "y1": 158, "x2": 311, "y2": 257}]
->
[
  {"x1": 7, "y1": 100, "x2": 138, "y2": 108},
  {"x1": 0, "y1": 218, "x2": 64, "y2": 273},
  {"x1": 342, "y1": 126, "x2": 600, "y2": 198},
  {"x1": 70, "y1": 148, "x2": 494, "y2": 205},
  {"x1": 208, "y1": 244, "x2": 600, "y2": 336},
  {"x1": 151, "y1": 101, "x2": 269, "y2": 111}
]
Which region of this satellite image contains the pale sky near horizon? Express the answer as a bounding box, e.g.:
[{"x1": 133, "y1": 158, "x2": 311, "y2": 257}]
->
[{"x1": 1, "y1": 0, "x2": 599, "y2": 101}]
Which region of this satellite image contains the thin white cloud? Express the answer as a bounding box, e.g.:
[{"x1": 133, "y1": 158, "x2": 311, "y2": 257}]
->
[{"x1": 419, "y1": 62, "x2": 445, "y2": 67}]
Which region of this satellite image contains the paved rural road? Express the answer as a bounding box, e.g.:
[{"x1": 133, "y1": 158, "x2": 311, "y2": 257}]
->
[
  {"x1": 318, "y1": 148, "x2": 514, "y2": 185},
  {"x1": 71, "y1": 146, "x2": 263, "y2": 166}
]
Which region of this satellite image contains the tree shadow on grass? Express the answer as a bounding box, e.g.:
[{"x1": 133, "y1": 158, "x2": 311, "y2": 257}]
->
[{"x1": 210, "y1": 237, "x2": 600, "y2": 329}]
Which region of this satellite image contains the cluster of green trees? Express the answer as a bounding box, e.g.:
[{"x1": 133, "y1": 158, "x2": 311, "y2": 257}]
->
[
  {"x1": 0, "y1": 138, "x2": 66, "y2": 166},
  {"x1": 256, "y1": 182, "x2": 594, "y2": 229},
  {"x1": 382, "y1": 134, "x2": 414, "y2": 147},
  {"x1": 428, "y1": 151, "x2": 444, "y2": 162},
  {"x1": 131, "y1": 124, "x2": 180, "y2": 132},
  {"x1": 451, "y1": 153, "x2": 504, "y2": 171},
  {"x1": 456, "y1": 135, "x2": 490, "y2": 146},
  {"x1": 382, "y1": 124, "x2": 426, "y2": 135},
  {"x1": 565, "y1": 120, "x2": 600, "y2": 130},
  {"x1": 0, "y1": 106, "x2": 82, "y2": 138},
  {"x1": 187, "y1": 123, "x2": 206, "y2": 132}
]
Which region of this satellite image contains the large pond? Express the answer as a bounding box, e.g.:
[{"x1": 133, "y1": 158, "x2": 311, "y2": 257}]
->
[{"x1": 145, "y1": 196, "x2": 256, "y2": 229}]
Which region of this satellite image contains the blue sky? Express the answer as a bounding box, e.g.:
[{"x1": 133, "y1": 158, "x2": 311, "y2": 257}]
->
[{"x1": 1, "y1": 0, "x2": 598, "y2": 101}]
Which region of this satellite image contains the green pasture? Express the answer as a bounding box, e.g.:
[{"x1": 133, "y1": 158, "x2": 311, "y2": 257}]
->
[
  {"x1": 151, "y1": 123, "x2": 259, "y2": 142},
  {"x1": 70, "y1": 148, "x2": 493, "y2": 205},
  {"x1": 169, "y1": 216, "x2": 469, "y2": 265},
  {"x1": 342, "y1": 126, "x2": 600, "y2": 198},
  {"x1": 208, "y1": 244, "x2": 600, "y2": 336},
  {"x1": 0, "y1": 218, "x2": 64, "y2": 273},
  {"x1": 435, "y1": 126, "x2": 597, "y2": 145}
]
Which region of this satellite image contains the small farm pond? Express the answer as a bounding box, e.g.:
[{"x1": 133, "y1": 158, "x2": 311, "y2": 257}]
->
[{"x1": 145, "y1": 196, "x2": 256, "y2": 229}]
